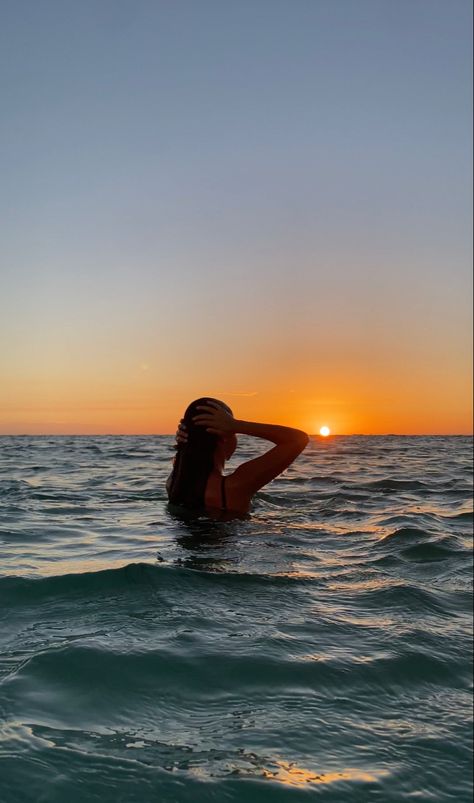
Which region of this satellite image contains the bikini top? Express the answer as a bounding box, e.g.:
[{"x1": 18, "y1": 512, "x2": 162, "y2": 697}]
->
[{"x1": 221, "y1": 475, "x2": 227, "y2": 511}]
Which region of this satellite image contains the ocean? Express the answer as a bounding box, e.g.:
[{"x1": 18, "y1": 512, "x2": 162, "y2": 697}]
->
[{"x1": 0, "y1": 435, "x2": 472, "y2": 802}]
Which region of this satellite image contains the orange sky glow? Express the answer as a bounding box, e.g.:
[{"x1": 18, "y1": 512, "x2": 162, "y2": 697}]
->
[{"x1": 2, "y1": 347, "x2": 472, "y2": 435}]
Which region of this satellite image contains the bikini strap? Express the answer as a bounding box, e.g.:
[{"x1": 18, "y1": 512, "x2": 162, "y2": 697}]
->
[{"x1": 221, "y1": 475, "x2": 227, "y2": 511}]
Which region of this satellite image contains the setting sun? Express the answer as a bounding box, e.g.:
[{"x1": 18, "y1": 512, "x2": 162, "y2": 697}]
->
[{"x1": 319, "y1": 426, "x2": 331, "y2": 437}]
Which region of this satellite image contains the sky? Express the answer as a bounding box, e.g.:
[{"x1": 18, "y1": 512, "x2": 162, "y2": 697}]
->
[{"x1": 1, "y1": 0, "x2": 472, "y2": 435}]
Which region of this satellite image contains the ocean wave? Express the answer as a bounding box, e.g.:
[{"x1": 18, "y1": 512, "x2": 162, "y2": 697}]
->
[
  {"x1": 352, "y1": 479, "x2": 430, "y2": 492},
  {"x1": 375, "y1": 528, "x2": 468, "y2": 560},
  {"x1": 4, "y1": 639, "x2": 470, "y2": 708},
  {"x1": 400, "y1": 538, "x2": 467, "y2": 562},
  {"x1": 341, "y1": 581, "x2": 463, "y2": 617},
  {"x1": 0, "y1": 561, "x2": 317, "y2": 608},
  {"x1": 378, "y1": 526, "x2": 434, "y2": 543},
  {"x1": 440, "y1": 510, "x2": 473, "y2": 522}
]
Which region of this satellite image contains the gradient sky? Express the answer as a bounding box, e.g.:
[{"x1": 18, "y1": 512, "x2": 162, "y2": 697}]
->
[{"x1": 1, "y1": 0, "x2": 472, "y2": 435}]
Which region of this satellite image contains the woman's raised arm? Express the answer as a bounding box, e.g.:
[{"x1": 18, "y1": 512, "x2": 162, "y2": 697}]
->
[{"x1": 193, "y1": 402, "x2": 309, "y2": 495}]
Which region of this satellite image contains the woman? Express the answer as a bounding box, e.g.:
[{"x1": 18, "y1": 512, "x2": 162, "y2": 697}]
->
[{"x1": 166, "y1": 397, "x2": 309, "y2": 518}]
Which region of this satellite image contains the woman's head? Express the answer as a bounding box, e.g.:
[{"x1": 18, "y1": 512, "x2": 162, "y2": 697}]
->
[
  {"x1": 183, "y1": 397, "x2": 237, "y2": 462},
  {"x1": 168, "y1": 397, "x2": 234, "y2": 511},
  {"x1": 181, "y1": 397, "x2": 231, "y2": 438}
]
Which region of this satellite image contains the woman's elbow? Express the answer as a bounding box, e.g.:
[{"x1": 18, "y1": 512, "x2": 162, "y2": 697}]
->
[{"x1": 294, "y1": 431, "x2": 309, "y2": 450}]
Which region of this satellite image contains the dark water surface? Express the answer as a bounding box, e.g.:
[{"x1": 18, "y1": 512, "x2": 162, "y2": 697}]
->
[{"x1": 0, "y1": 435, "x2": 472, "y2": 802}]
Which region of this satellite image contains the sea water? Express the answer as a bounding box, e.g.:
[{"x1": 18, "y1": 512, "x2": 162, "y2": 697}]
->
[{"x1": 0, "y1": 435, "x2": 472, "y2": 802}]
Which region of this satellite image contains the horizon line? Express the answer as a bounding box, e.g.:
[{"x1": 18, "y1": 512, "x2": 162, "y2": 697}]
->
[{"x1": 1, "y1": 432, "x2": 472, "y2": 438}]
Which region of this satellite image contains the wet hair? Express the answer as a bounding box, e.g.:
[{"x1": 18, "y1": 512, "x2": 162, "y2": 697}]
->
[{"x1": 167, "y1": 397, "x2": 232, "y2": 512}]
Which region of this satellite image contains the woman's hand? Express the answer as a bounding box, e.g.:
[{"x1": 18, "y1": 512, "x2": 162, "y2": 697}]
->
[
  {"x1": 175, "y1": 419, "x2": 188, "y2": 446},
  {"x1": 192, "y1": 401, "x2": 236, "y2": 435}
]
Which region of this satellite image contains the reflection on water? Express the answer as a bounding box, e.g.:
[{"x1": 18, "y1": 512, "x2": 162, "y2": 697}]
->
[{"x1": 260, "y1": 760, "x2": 383, "y2": 787}]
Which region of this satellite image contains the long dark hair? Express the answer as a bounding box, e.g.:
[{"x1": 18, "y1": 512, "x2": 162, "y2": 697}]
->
[{"x1": 168, "y1": 397, "x2": 232, "y2": 512}]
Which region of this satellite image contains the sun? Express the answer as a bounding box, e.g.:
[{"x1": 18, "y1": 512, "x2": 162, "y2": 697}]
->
[{"x1": 319, "y1": 426, "x2": 331, "y2": 437}]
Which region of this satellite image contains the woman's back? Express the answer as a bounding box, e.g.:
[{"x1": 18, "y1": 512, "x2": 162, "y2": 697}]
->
[{"x1": 203, "y1": 472, "x2": 250, "y2": 517}]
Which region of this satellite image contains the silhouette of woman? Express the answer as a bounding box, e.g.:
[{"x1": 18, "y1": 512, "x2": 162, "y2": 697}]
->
[{"x1": 166, "y1": 397, "x2": 308, "y2": 518}]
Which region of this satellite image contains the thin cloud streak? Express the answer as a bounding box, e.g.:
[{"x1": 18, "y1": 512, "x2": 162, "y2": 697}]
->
[{"x1": 215, "y1": 391, "x2": 259, "y2": 398}]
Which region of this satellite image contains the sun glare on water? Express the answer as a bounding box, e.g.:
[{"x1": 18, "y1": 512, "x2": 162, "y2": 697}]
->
[{"x1": 319, "y1": 426, "x2": 331, "y2": 437}]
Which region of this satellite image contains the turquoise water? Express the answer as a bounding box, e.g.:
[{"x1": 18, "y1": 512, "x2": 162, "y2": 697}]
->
[{"x1": 0, "y1": 435, "x2": 472, "y2": 802}]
